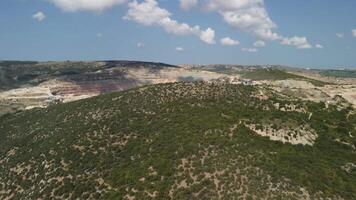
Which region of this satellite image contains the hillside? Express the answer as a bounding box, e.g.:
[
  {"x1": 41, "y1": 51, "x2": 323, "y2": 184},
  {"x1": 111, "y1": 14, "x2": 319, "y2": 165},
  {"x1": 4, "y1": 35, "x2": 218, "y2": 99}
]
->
[
  {"x1": 3, "y1": 61, "x2": 356, "y2": 118},
  {"x1": 319, "y1": 69, "x2": 356, "y2": 78},
  {"x1": 1, "y1": 82, "x2": 355, "y2": 199},
  {"x1": 0, "y1": 60, "x2": 178, "y2": 91},
  {"x1": 0, "y1": 61, "x2": 228, "y2": 116}
]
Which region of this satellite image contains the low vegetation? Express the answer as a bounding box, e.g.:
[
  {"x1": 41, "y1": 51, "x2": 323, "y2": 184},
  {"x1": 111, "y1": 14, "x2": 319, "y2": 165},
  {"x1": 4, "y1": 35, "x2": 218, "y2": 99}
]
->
[
  {"x1": 0, "y1": 82, "x2": 355, "y2": 199},
  {"x1": 242, "y1": 69, "x2": 328, "y2": 86},
  {"x1": 0, "y1": 61, "x2": 106, "y2": 91},
  {"x1": 0, "y1": 61, "x2": 175, "y2": 91},
  {"x1": 319, "y1": 69, "x2": 356, "y2": 78},
  {"x1": 196, "y1": 65, "x2": 329, "y2": 86}
]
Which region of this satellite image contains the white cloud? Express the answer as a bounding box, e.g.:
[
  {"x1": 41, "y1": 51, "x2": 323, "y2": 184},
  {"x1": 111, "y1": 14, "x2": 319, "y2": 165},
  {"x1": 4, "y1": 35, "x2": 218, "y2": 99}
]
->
[
  {"x1": 48, "y1": 0, "x2": 127, "y2": 12},
  {"x1": 96, "y1": 33, "x2": 103, "y2": 38},
  {"x1": 137, "y1": 42, "x2": 145, "y2": 47},
  {"x1": 125, "y1": 0, "x2": 170, "y2": 26},
  {"x1": 125, "y1": 0, "x2": 215, "y2": 44},
  {"x1": 202, "y1": 0, "x2": 314, "y2": 49},
  {"x1": 281, "y1": 36, "x2": 312, "y2": 49},
  {"x1": 315, "y1": 44, "x2": 323, "y2": 49},
  {"x1": 204, "y1": 0, "x2": 280, "y2": 41},
  {"x1": 242, "y1": 48, "x2": 258, "y2": 53},
  {"x1": 220, "y1": 37, "x2": 240, "y2": 46},
  {"x1": 180, "y1": 0, "x2": 198, "y2": 11},
  {"x1": 253, "y1": 40, "x2": 265, "y2": 47},
  {"x1": 45, "y1": 0, "x2": 313, "y2": 49},
  {"x1": 336, "y1": 33, "x2": 344, "y2": 38},
  {"x1": 200, "y1": 28, "x2": 216, "y2": 44},
  {"x1": 352, "y1": 29, "x2": 356, "y2": 38},
  {"x1": 205, "y1": 0, "x2": 262, "y2": 11},
  {"x1": 32, "y1": 11, "x2": 46, "y2": 22},
  {"x1": 253, "y1": 29, "x2": 281, "y2": 41},
  {"x1": 176, "y1": 47, "x2": 184, "y2": 51}
]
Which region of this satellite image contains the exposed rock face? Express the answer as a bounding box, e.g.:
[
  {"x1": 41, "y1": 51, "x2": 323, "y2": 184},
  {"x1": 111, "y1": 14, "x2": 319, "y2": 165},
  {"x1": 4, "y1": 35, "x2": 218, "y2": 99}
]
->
[
  {"x1": 268, "y1": 79, "x2": 355, "y2": 109},
  {"x1": 320, "y1": 85, "x2": 356, "y2": 108}
]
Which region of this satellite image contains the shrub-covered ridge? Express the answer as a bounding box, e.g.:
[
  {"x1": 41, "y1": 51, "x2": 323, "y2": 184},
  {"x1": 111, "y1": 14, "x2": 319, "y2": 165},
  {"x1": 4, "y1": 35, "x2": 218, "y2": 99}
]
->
[{"x1": 0, "y1": 82, "x2": 355, "y2": 199}]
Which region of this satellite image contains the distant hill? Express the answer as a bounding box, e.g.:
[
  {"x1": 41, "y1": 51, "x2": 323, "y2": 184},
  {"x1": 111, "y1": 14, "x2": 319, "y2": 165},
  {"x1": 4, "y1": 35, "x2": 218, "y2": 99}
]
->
[
  {"x1": 1, "y1": 82, "x2": 355, "y2": 199},
  {"x1": 319, "y1": 69, "x2": 356, "y2": 78},
  {"x1": 0, "y1": 60, "x2": 178, "y2": 91},
  {"x1": 0, "y1": 61, "x2": 192, "y2": 117}
]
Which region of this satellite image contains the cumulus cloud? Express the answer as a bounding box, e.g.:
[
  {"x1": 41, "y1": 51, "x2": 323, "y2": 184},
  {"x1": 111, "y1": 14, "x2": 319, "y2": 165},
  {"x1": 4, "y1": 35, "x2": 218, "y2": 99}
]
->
[
  {"x1": 253, "y1": 40, "x2": 265, "y2": 47},
  {"x1": 125, "y1": 0, "x2": 170, "y2": 26},
  {"x1": 32, "y1": 11, "x2": 46, "y2": 22},
  {"x1": 336, "y1": 33, "x2": 344, "y2": 38},
  {"x1": 176, "y1": 47, "x2": 184, "y2": 51},
  {"x1": 124, "y1": 0, "x2": 215, "y2": 44},
  {"x1": 200, "y1": 28, "x2": 216, "y2": 44},
  {"x1": 204, "y1": 0, "x2": 280, "y2": 41},
  {"x1": 352, "y1": 29, "x2": 356, "y2": 38},
  {"x1": 45, "y1": 0, "x2": 313, "y2": 49},
  {"x1": 281, "y1": 36, "x2": 312, "y2": 49},
  {"x1": 315, "y1": 44, "x2": 323, "y2": 49},
  {"x1": 220, "y1": 37, "x2": 240, "y2": 46},
  {"x1": 180, "y1": 0, "x2": 198, "y2": 11},
  {"x1": 48, "y1": 0, "x2": 127, "y2": 12},
  {"x1": 201, "y1": 0, "x2": 313, "y2": 49},
  {"x1": 242, "y1": 48, "x2": 258, "y2": 53}
]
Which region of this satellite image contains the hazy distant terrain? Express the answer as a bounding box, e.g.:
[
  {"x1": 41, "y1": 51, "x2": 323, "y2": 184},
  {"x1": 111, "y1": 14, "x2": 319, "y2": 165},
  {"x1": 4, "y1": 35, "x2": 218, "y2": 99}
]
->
[
  {"x1": 0, "y1": 61, "x2": 228, "y2": 116},
  {"x1": 1, "y1": 61, "x2": 355, "y2": 117},
  {"x1": 0, "y1": 61, "x2": 356, "y2": 199}
]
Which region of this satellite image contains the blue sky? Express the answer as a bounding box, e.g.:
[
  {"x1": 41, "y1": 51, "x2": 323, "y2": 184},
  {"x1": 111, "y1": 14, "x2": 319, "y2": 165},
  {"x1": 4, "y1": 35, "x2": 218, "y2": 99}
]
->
[{"x1": 0, "y1": 0, "x2": 355, "y2": 68}]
